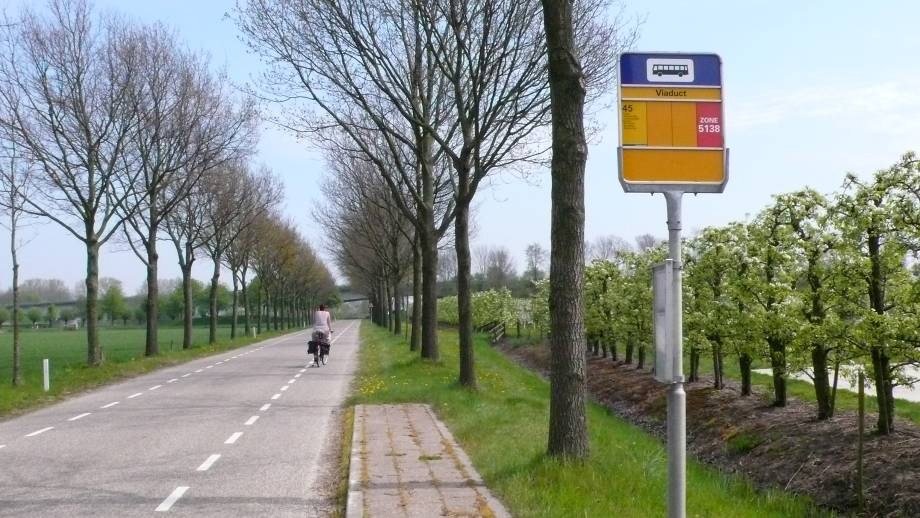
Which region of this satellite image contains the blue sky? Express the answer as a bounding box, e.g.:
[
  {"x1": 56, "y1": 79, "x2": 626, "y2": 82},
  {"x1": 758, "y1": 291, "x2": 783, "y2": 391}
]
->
[{"x1": 1, "y1": 0, "x2": 919, "y2": 292}]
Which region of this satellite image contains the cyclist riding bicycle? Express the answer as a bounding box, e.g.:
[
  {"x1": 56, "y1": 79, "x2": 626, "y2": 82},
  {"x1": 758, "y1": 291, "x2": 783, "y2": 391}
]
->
[{"x1": 308, "y1": 304, "x2": 334, "y2": 366}]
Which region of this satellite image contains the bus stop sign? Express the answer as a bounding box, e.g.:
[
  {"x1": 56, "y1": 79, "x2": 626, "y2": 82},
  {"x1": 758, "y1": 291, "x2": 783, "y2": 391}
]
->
[{"x1": 618, "y1": 52, "x2": 728, "y2": 193}]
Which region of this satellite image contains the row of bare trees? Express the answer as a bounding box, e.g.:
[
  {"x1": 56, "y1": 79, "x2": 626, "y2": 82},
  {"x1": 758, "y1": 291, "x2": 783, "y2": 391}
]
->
[
  {"x1": 0, "y1": 0, "x2": 336, "y2": 383},
  {"x1": 238, "y1": 0, "x2": 638, "y2": 460}
]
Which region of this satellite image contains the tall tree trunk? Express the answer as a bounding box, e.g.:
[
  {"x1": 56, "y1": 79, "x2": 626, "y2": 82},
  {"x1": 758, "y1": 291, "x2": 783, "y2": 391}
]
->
[
  {"x1": 393, "y1": 278, "x2": 402, "y2": 335},
  {"x1": 543, "y1": 0, "x2": 589, "y2": 460},
  {"x1": 812, "y1": 342, "x2": 833, "y2": 419},
  {"x1": 455, "y1": 202, "x2": 475, "y2": 387},
  {"x1": 411, "y1": 234, "x2": 422, "y2": 351},
  {"x1": 256, "y1": 284, "x2": 263, "y2": 334},
  {"x1": 86, "y1": 239, "x2": 102, "y2": 366},
  {"x1": 181, "y1": 261, "x2": 194, "y2": 349},
  {"x1": 768, "y1": 337, "x2": 787, "y2": 406},
  {"x1": 241, "y1": 269, "x2": 250, "y2": 336},
  {"x1": 231, "y1": 270, "x2": 239, "y2": 339},
  {"x1": 144, "y1": 226, "x2": 159, "y2": 356},
  {"x1": 420, "y1": 226, "x2": 439, "y2": 360},
  {"x1": 689, "y1": 347, "x2": 700, "y2": 382},
  {"x1": 10, "y1": 216, "x2": 21, "y2": 386},
  {"x1": 711, "y1": 336, "x2": 724, "y2": 389},
  {"x1": 209, "y1": 259, "x2": 220, "y2": 344},
  {"x1": 870, "y1": 346, "x2": 893, "y2": 434},
  {"x1": 739, "y1": 353, "x2": 752, "y2": 396}
]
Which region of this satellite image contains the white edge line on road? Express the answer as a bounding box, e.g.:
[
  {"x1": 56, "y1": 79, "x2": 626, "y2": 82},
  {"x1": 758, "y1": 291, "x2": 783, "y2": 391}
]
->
[
  {"x1": 167, "y1": 378, "x2": 178, "y2": 383},
  {"x1": 149, "y1": 385, "x2": 162, "y2": 391},
  {"x1": 280, "y1": 385, "x2": 289, "y2": 391},
  {"x1": 101, "y1": 401, "x2": 119, "y2": 409},
  {"x1": 197, "y1": 454, "x2": 221, "y2": 471},
  {"x1": 128, "y1": 392, "x2": 143, "y2": 399},
  {"x1": 225, "y1": 432, "x2": 243, "y2": 444},
  {"x1": 25, "y1": 426, "x2": 53, "y2": 437},
  {"x1": 155, "y1": 486, "x2": 189, "y2": 512},
  {"x1": 182, "y1": 373, "x2": 191, "y2": 377},
  {"x1": 244, "y1": 415, "x2": 259, "y2": 426},
  {"x1": 259, "y1": 403, "x2": 270, "y2": 411},
  {"x1": 68, "y1": 412, "x2": 91, "y2": 421},
  {"x1": 271, "y1": 393, "x2": 281, "y2": 400}
]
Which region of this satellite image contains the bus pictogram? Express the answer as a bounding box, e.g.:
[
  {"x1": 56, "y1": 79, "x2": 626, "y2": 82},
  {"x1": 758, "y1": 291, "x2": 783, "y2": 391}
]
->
[{"x1": 652, "y1": 64, "x2": 689, "y2": 77}]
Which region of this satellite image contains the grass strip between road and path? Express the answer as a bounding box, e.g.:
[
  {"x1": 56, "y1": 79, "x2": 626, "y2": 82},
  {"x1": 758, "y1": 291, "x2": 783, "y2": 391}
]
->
[
  {"x1": 0, "y1": 326, "x2": 301, "y2": 418},
  {"x1": 351, "y1": 323, "x2": 829, "y2": 518}
]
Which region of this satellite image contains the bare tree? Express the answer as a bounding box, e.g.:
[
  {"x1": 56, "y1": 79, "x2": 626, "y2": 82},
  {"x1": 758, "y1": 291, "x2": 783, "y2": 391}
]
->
[
  {"x1": 236, "y1": 0, "x2": 458, "y2": 361},
  {"x1": 120, "y1": 22, "x2": 258, "y2": 356},
  {"x1": 164, "y1": 177, "x2": 210, "y2": 348},
  {"x1": 0, "y1": 134, "x2": 34, "y2": 386},
  {"x1": 438, "y1": 248, "x2": 458, "y2": 283},
  {"x1": 411, "y1": 0, "x2": 633, "y2": 388},
  {"x1": 587, "y1": 234, "x2": 631, "y2": 261},
  {"x1": 485, "y1": 247, "x2": 516, "y2": 289},
  {"x1": 201, "y1": 163, "x2": 281, "y2": 343},
  {"x1": 635, "y1": 233, "x2": 662, "y2": 251},
  {"x1": 524, "y1": 242, "x2": 548, "y2": 281},
  {"x1": 0, "y1": 0, "x2": 143, "y2": 366}
]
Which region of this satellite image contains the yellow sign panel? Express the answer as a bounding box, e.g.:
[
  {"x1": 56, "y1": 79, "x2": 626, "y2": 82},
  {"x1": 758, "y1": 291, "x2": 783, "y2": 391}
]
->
[{"x1": 622, "y1": 149, "x2": 724, "y2": 183}]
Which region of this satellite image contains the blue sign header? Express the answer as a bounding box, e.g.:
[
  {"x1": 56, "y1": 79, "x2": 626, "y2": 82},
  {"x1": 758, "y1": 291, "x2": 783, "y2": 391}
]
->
[{"x1": 620, "y1": 53, "x2": 722, "y2": 87}]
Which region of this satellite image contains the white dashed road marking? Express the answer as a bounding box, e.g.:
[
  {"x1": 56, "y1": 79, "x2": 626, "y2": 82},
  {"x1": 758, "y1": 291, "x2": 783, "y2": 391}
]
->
[
  {"x1": 225, "y1": 432, "x2": 243, "y2": 444},
  {"x1": 0, "y1": 444, "x2": 6, "y2": 449},
  {"x1": 149, "y1": 385, "x2": 162, "y2": 391},
  {"x1": 244, "y1": 416, "x2": 259, "y2": 426},
  {"x1": 205, "y1": 365, "x2": 214, "y2": 369},
  {"x1": 195, "y1": 369, "x2": 203, "y2": 373},
  {"x1": 259, "y1": 404, "x2": 271, "y2": 411},
  {"x1": 287, "y1": 379, "x2": 296, "y2": 384},
  {"x1": 197, "y1": 454, "x2": 221, "y2": 471},
  {"x1": 101, "y1": 402, "x2": 119, "y2": 409},
  {"x1": 271, "y1": 393, "x2": 281, "y2": 400},
  {"x1": 156, "y1": 486, "x2": 188, "y2": 512},
  {"x1": 182, "y1": 373, "x2": 191, "y2": 378},
  {"x1": 128, "y1": 392, "x2": 143, "y2": 399},
  {"x1": 68, "y1": 413, "x2": 91, "y2": 422},
  {"x1": 280, "y1": 385, "x2": 289, "y2": 392},
  {"x1": 26, "y1": 427, "x2": 53, "y2": 437},
  {"x1": 167, "y1": 378, "x2": 178, "y2": 383}
]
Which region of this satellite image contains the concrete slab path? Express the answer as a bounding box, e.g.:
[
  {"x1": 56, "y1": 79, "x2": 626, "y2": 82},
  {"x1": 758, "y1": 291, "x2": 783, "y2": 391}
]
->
[{"x1": 347, "y1": 404, "x2": 509, "y2": 518}]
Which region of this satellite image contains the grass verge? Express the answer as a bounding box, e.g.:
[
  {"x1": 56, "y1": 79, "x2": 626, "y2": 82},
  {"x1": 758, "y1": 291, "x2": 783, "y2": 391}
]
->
[
  {"x1": 352, "y1": 323, "x2": 828, "y2": 517},
  {"x1": 0, "y1": 326, "x2": 297, "y2": 417},
  {"x1": 332, "y1": 405, "x2": 355, "y2": 518}
]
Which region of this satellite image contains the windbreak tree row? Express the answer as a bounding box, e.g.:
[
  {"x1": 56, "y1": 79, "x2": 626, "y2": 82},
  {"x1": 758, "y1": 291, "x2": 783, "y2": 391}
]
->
[{"x1": 0, "y1": 0, "x2": 338, "y2": 383}]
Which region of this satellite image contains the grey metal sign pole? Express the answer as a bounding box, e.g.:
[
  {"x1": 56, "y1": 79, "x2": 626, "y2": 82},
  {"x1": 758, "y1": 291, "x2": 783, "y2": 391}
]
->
[{"x1": 664, "y1": 190, "x2": 686, "y2": 518}]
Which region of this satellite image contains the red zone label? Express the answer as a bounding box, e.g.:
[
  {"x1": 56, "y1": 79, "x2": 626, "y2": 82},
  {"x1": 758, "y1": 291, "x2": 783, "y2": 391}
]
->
[{"x1": 696, "y1": 103, "x2": 723, "y2": 147}]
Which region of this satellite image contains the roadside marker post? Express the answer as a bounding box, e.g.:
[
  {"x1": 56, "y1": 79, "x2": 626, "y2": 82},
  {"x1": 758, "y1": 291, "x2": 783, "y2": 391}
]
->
[
  {"x1": 42, "y1": 359, "x2": 50, "y2": 392},
  {"x1": 618, "y1": 52, "x2": 728, "y2": 518}
]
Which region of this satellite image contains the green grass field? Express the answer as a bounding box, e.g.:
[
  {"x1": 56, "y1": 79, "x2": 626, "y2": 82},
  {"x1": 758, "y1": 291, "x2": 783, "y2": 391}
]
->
[
  {"x1": 353, "y1": 324, "x2": 828, "y2": 518},
  {"x1": 0, "y1": 324, "x2": 293, "y2": 417}
]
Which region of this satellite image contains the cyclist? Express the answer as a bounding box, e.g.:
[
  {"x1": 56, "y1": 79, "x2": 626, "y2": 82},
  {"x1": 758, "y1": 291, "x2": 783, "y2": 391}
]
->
[{"x1": 309, "y1": 304, "x2": 334, "y2": 366}]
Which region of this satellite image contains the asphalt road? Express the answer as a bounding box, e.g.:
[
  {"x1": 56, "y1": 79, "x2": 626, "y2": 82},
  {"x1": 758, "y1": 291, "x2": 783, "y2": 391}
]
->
[{"x1": 0, "y1": 320, "x2": 361, "y2": 517}]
